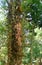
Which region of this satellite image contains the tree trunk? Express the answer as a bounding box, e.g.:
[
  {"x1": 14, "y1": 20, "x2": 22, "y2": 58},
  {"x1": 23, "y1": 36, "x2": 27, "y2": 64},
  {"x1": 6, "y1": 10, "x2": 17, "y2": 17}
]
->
[
  {"x1": 7, "y1": 0, "x2": 22, "y2": 65},
  {"x1": 39, "y1": 57, "x2": 42, "y2": 65}
]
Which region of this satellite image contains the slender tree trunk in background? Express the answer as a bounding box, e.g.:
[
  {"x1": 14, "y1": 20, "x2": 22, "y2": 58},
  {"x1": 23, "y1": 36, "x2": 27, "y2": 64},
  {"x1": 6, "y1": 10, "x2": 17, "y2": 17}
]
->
[
  {"x1": 30, "y1": 35, "x2": 34, "y2": 65},
  {"x1": 39, "y1": 57, "x2": 42, "y2": 65},
  {"x1": 7, "y1": 0, "x2": 22, "y2": 65},
  {"x1": 30, "y1": 46, "x2": 32, "y2": 65}
]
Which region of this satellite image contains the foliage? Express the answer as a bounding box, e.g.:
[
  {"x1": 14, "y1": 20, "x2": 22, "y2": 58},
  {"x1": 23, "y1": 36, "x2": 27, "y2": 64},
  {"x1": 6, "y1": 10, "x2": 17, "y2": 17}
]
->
[{"x1": 0, "y1": 0, "x2": 42, "y2": 65}]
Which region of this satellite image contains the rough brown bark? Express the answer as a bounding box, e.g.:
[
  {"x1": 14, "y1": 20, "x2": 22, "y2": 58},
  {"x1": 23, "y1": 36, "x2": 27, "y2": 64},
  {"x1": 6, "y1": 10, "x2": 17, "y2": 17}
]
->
[{"x1": 7, "y1": 0, "x2": 22, "y2": 65}]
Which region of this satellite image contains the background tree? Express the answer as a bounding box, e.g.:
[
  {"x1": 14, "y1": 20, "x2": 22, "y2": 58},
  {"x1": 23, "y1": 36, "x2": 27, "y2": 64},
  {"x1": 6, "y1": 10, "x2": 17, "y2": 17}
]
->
[{"x1": 0, "y1": 0, "x2": 42, "y2": 65}]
